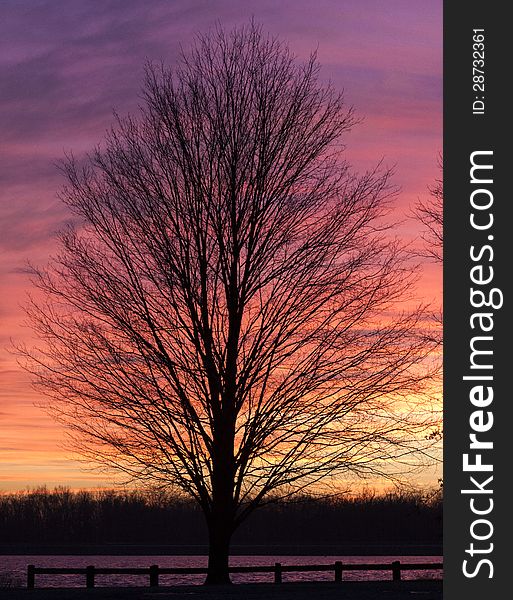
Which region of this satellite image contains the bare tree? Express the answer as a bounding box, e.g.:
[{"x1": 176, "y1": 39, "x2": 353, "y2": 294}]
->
[
  {"x1": 414, "y1": 157, "x2": 443, "y2": 262},
  {"x1": 412, "y1": 159, "x2": 443, "y2": 450},
  {"x1": 21, "y1": 23, "x2": 440, "y2": 584}
]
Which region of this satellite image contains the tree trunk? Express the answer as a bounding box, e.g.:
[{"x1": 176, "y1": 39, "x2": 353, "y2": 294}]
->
[
  {"x1": 205, "y1": 427, "x2": 236, "y2": 585},
  {"x1": 205, "y1": 377, "x2": 237, "y2": 584},
  {"x1": 205, "y1": 517, "x2": 233, "y2": 584}
]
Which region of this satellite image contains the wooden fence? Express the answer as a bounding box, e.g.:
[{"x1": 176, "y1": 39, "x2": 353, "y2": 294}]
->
[{"x1": 27, "y1": 561, "x2": 443, "y2": 588}]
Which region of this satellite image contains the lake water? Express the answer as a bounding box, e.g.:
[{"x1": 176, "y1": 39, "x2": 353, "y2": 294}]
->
[{"x1": 1, "y1": 555, "x2": 442, "y2": 587}]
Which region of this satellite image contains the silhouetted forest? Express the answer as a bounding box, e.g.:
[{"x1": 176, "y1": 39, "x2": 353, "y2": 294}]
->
[{"x1": 0, "y1": 487, "x2": 441, "y2": 547}]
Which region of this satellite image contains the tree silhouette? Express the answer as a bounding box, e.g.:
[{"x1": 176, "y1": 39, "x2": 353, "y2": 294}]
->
[
  {"x1": 414, "y1": 157, "x2": 443, "y2": 262},
  {"x1": 412, "y1": 159, "x2": 443, "y2": 457},
  {"x1": 21, "y1": 23, "x2": 440, "y2": 584}
]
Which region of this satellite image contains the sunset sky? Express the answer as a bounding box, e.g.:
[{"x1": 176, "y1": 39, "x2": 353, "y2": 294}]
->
[{"x1": 0, "y1": 0, "x2": 442, "y2": 491}]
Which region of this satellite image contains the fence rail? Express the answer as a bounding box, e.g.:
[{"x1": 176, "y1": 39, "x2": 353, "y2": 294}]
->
[{"x1": 27, "y1": 561, "x2": 443, "y2": 588}]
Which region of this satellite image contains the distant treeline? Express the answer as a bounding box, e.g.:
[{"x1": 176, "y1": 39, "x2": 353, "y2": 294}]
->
[{"x1": 0, "y1": 487, "x2": 442, "y2": 546}]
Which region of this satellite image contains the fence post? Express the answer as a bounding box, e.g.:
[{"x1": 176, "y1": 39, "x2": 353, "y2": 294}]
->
[
  {"x1": 334, "y1": 561, "x2": 343, "y2": 582},
  {"x1": 27, "y1": 565, "x2": 35, "y2": 589},
  {"x1": 86, "y1": 565, "x2": 95, "y2": 588},
  {"x1": 274, "y1": 562, "x2": 282, "y2": 584},
  {"x1": 149, "y1": 564, "x2": 159, "y2": 587},
  {"x1": 392, "y1": 560, "x2": 401, "y2": 581}
]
